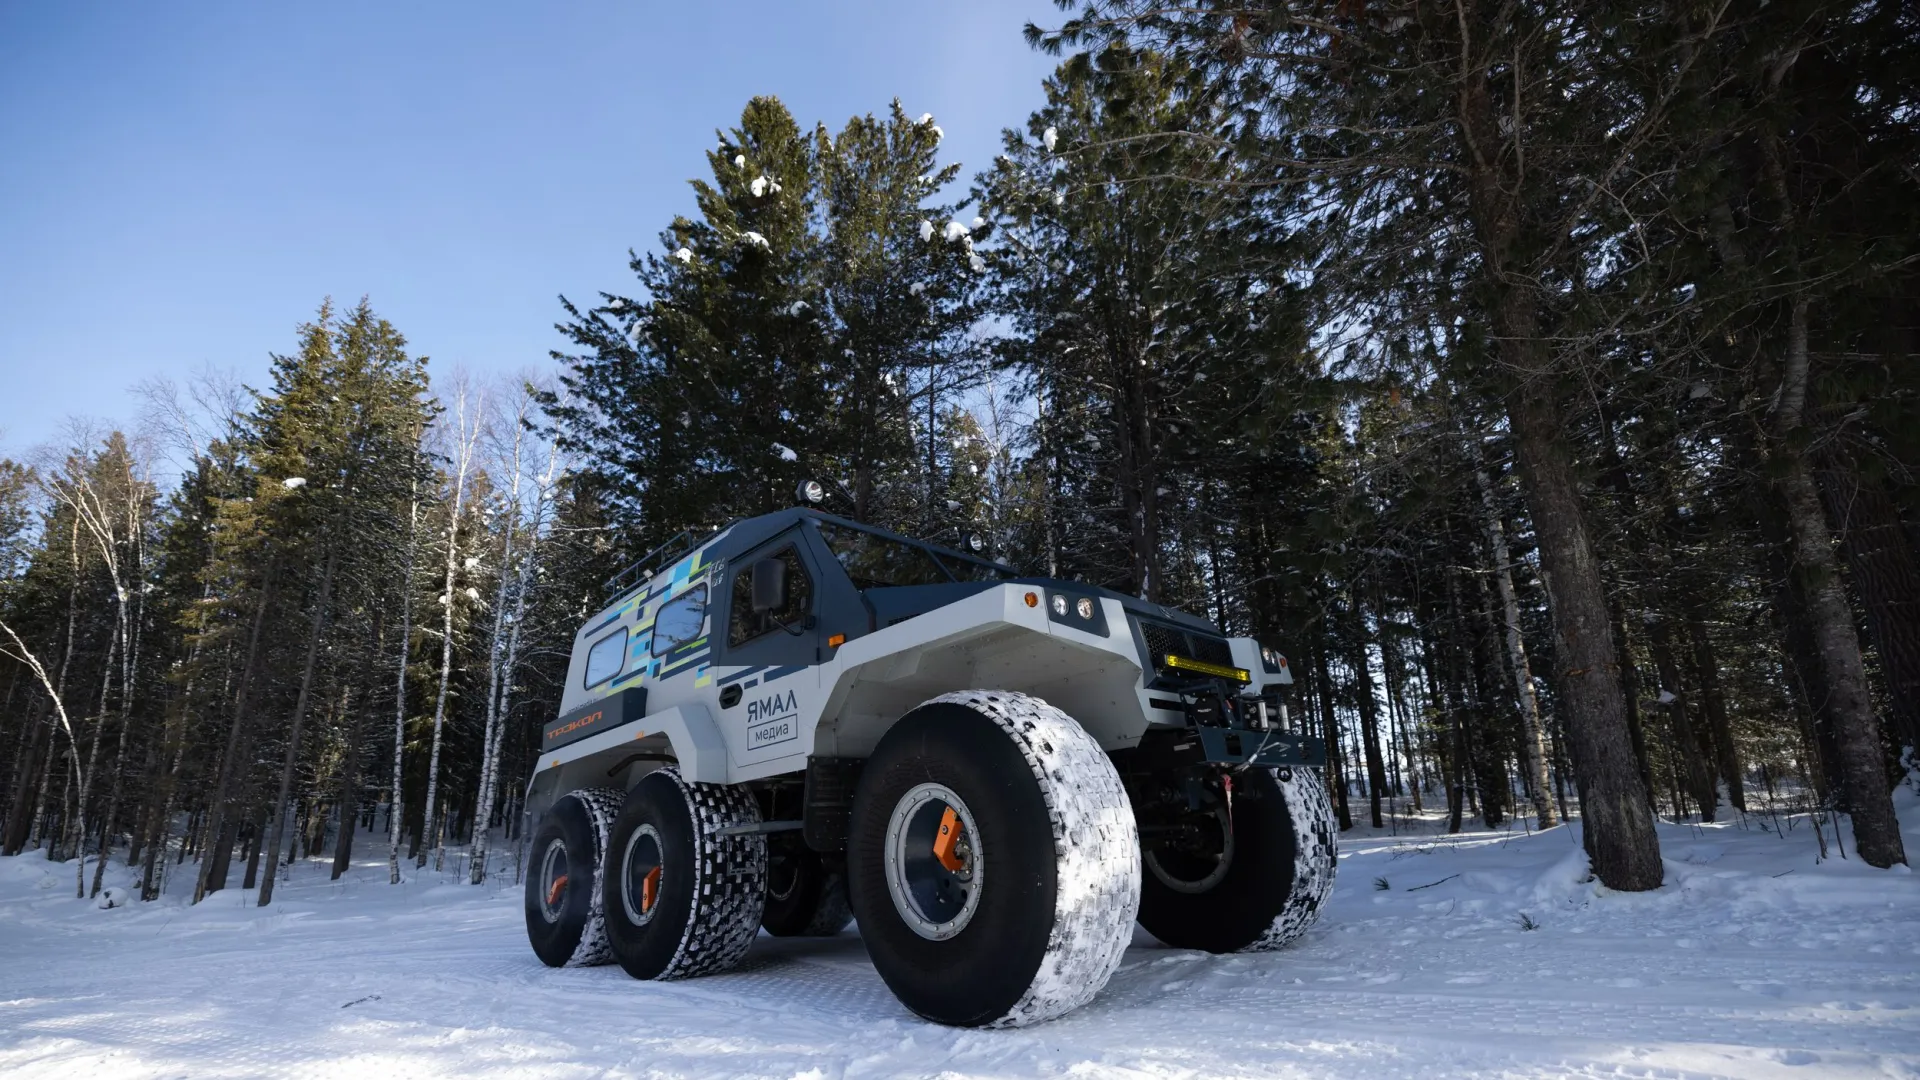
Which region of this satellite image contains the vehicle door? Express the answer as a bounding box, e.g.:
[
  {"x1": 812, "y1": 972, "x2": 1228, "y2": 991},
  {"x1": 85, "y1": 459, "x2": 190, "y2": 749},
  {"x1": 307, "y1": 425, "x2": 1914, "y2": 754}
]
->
[{"x1": 715, "y1": 528, "x2": 825, "y2": 766}]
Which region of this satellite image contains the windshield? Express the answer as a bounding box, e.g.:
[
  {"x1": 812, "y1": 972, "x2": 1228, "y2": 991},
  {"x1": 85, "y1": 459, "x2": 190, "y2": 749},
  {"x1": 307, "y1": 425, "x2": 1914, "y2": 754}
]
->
[{"x1": 816, "y1": 522, "x2": 951, "y2": 589}]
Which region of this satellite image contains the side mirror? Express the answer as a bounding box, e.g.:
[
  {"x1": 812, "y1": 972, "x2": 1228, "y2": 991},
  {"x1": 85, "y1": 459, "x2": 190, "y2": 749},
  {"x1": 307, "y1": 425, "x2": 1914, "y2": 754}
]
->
[{"x1": 751, "y1": 557, "x2": 787, "y2": 613}]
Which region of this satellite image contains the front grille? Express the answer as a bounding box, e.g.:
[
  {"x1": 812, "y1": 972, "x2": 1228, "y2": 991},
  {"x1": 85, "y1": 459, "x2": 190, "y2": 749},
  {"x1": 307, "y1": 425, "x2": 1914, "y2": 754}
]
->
[
  {"x1": 1138, "y1": 620, "x2": 1234, "y2": 672},
  {"x1": 1188, "y1": 634, "x2": 1234, "y2": 667},
  {"x1": 1142, "y1": 623, "x2": 1186, "y2": 668}
]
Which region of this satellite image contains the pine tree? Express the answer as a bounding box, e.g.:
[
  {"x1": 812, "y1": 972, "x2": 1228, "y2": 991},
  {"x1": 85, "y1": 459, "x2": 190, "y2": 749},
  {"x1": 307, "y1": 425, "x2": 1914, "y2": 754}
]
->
[
  {"x1": 550, "y1": 97, "x2": 831, "y2": 549},
  {"x1": 184, "y1": 299, "x2": 433, "y2": 905},
  {"x1": 981, "y1": 44, "x2": 1301, "y2": 603},
  {"x1": 1044, "y1": 2, "x2": 1674, "y2": 888},
  {"x1": 816, "y1": 103, "x2": 986, "y2": 532},
  {"x1": 549, "y1": 95, "x2": 983, "y2": 549}
]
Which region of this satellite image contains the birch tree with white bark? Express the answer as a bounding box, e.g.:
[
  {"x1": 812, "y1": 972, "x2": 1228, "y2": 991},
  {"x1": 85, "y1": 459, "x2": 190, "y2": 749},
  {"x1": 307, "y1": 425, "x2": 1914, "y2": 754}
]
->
[
  {"x1": 470, "y1": 380, "x2": 568, "y2": 884},
  {"x1": 419, "y1": 376, "x2": 484, "y2": 870}
]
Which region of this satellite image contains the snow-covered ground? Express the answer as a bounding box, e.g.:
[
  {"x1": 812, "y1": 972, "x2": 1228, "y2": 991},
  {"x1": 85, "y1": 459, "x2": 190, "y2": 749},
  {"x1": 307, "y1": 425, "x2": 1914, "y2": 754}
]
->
[{"x1": 3, "y1": 791, "x2": 1917, "y2": 1079}]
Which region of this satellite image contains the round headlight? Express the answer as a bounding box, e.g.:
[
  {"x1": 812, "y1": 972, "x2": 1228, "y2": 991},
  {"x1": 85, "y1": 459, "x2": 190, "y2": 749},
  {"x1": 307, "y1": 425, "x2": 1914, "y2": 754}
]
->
[
  {"x1": 796, "y1": 479, "x2": 826, "y2": 505},
  {"x1": 1075, "y1": 597, "x2": 1095, "y2": 620},
  {"x1": 1051, "y1": 594, "x2": 1068, "y2": 616}
]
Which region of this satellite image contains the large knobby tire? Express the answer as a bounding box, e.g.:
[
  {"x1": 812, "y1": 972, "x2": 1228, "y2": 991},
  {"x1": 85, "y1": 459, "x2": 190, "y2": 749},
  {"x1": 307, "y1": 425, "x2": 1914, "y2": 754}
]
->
[
  {"x1": 524, "y1": 786, "x2": 623, "y2": 967},
  {"x1": 761, "y1": 837, "x2": 853, "y2": 937},
  {"x1": 602, "y1": 767, "x2": 767, "y2": 981},
  {"x1": 1137, "y1": 766, "x2": 1337, "y2": 953},
  {"x1": 848, "y1": 691, "x2": 1139, "y2": 1028}
]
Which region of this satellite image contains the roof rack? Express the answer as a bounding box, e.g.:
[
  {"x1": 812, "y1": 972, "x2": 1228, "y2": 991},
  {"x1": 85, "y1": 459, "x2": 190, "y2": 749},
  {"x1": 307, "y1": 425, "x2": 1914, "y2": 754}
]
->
[{"x1": 602, "y1": 526, "x2": 720, "y2": 602}]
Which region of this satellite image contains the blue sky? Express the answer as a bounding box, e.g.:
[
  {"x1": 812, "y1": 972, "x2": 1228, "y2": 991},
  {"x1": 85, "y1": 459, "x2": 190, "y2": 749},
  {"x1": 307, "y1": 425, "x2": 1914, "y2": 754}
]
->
[{"x1": 0, "y1": 1, "x2": 1061, "y2": 461}]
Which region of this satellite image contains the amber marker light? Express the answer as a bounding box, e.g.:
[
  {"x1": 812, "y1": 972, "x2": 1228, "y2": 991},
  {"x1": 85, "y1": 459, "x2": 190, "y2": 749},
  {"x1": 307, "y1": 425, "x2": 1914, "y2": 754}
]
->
[
  {"x1": 828, "y1": 633, "x2": 846, "y2": 647},
  {"x1": 1023, "y1": 591, "x2": 1039, "y2": 607}
]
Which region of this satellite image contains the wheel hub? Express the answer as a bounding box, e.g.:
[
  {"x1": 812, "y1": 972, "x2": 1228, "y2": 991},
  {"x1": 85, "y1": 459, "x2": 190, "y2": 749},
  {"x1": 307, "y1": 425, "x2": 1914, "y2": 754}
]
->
[
  {"x1": 1145, "y1": 802, "x2": 1235, "y2": 894},
  {"x1": 883, "y1": 782, "x2": 983, "y2": 940},
  {"x1": 766, "y1": 856, "x2": 800, "y2": 903},
  {"x1": 537, "y1": 838, "x2": 570, "y2": 923},
  {"x1": 620, "y1": 823, "x2": 665, "y2": 927}
]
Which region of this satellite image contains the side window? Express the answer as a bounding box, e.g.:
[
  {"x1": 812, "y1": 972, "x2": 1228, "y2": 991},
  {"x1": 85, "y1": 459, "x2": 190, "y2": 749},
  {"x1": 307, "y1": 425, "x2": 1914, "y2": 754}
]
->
[
  {"x1": 583, "y1": 628, "x2": 628, "y2": 688},
  {"x1": 728, "y1": 546, "x2": 812, "y2": 647},
  {"x1": 651, "y1": 584, "x2": 709, "y2": 656}
]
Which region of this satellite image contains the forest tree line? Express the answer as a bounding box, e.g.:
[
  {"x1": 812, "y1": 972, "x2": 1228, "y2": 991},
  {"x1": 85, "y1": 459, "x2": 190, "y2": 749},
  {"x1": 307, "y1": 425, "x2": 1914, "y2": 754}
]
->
[{"x1": 1, "y1": 0, "x2": 1914, "y2": 903}]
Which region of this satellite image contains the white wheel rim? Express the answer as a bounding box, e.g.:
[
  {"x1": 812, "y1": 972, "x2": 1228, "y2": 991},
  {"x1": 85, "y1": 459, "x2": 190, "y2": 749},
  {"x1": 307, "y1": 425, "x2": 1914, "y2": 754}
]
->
[
  {"x1": 883, "y1": 782, "x2": 983, "y2": 941},
  {"x1": 619, "y1": 823, "x2": 665, "y2": 927},
  {"x1": 537, "y1": 838, "x2": 570, "y2": 923}
]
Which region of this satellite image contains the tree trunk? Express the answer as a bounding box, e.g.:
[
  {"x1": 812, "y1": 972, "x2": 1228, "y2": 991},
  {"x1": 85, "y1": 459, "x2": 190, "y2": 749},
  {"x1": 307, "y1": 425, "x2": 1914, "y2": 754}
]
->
[
  {"x1": 1313, "y1": 643, "x2": 1352, "y2": 831},
  {"x1": 305, "y1": 794, "x2": 328, "y2": 859},
  {"x1": 1817, "y1": 459, "x2": 1920, "y2": 756},
  {"x1": 90, "y1": 607, "x2": 138, "y2": 897},
  {"x1": 1647, "y1": 615, "x2": 1717, "y2": 821},
  {"x1": 258, "y1": 541, "x2": 341, "y2": 906},
  {"x1": 241, "y1": 808, "x2": 266, "y2": 890},
  {"x1": 139, "y1": 727, "x2": 185, "y2": 901},
  {"x1": 1770, "y1": 295, "x2": 1905, "y2": 868},
  {"x1": 1113, "y1": 347, "x2": 1162, "y2": 601},
  {"x1": 1453, "y1": 37, "x2": 1659, "y2": 885},
  {"x1": 88, "y1": 707, "x2": 134, "y2": 897},
  {"x1": 0, "y1": 670, "x2": 20, "y2": 810},
  {"x1": 389, "y1": 473, "x2": 421, "y2": 886},
  {"x1": 140, "y1": 657, "x2": 197, "y2": 900},
  {"x1": 67, "y1": 618, "x2": 121, "y2": 878},
  {"x1": 471, "y1": 433, "x2": 536, "y2": 886},
  {"x1": 207, "y1": 816, "x2": 239, "y2": 894},
  {"x1": 26, "y1": 728, "x2": 59, "y2": 851},
  {"x1": 1380, "y1": 634, "x2": 1424, "y2": 812},
  {"x1": 1506, "y1": 384, "x2": 1662, "y2": 888},
  {"x1": 1463, "y1": 566, "x2": 1513, "y2": 828},
  {"x1": 1474, "y1": 459, "x2": 1557, "y2": 827},
  {"x1": 420, "y1": 453, "x2": 475, "y2": 869},
  {"x1": 3, "y1": 697, "x2": 48, "y2": 855},
  {"x1": 1683, "y1": 608, "x2": 1745, "y2": 811},
  {"x1": 331, "y1": 698, "x2": 363, "y2": 881},
  {"x1": 473, "y1": 518, "x2": 543, "y2": 884},
  {"x1": 1439, "y1": 568, "x2": 1477, "y2": 834},
  {"x1": 194, "y1": 558, "x2": 279, "y2": 904},
  {"x1": 1767, "y1": 524, "x2": 1839, "y2": 801},
  {"x1": 1348, "y1": 599, "x2": 1388, "y2": 829}
]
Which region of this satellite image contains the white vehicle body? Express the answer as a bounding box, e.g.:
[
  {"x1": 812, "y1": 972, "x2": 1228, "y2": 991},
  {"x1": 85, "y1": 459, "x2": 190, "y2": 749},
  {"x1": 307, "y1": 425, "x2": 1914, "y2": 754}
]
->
[{"x1": 525, "y1": 508, "x2": 1303, "y2": 821}]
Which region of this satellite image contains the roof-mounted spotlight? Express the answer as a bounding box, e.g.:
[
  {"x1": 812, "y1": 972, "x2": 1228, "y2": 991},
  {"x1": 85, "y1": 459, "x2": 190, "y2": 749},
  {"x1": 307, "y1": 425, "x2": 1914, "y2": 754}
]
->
[{"x1": 795, "y1": 478, "x2": 827, "y2": 506}]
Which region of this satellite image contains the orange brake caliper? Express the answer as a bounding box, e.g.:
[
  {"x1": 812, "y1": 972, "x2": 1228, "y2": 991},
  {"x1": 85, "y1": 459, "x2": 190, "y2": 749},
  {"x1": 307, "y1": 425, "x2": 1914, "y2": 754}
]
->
[
  {"x1": 933, "y1": 806, "x2": 967, "y2": 873},
  {"x1": 546, "y1": 874, "x2": 569, "y2": 907},
  {"x1": 641, "y1": 865, "x2": 662, "y2": 913}
]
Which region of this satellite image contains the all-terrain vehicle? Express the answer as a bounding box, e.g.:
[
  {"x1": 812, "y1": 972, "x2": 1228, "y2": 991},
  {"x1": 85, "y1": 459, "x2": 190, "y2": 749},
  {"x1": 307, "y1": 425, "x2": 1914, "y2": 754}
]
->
[{"x1": 521, "y1": 495, "x2": 1336, "y2": 1027}]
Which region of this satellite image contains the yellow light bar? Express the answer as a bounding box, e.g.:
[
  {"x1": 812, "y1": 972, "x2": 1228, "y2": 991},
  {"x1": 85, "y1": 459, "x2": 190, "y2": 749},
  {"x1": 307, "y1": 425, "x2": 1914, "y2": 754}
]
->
[{"x1": 1164, "y1": 654, "x2": 1251, "y2": 683}]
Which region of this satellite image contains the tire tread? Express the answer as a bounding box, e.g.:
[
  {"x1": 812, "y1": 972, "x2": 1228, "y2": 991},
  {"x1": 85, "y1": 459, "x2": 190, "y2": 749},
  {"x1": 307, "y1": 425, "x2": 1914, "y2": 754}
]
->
[
  {"x1": 925, "y1": 690, "x2": 1140, "y2": 1027},
  {"x1": 650, "y1": 768, "x2": 767, "y2": 980},
  {"x1": 563, "y1": 786, "x2": 623, "y2": 967},
  {"x1": 1244, "y1": 767, "x2": 1338, "y2": 951}
]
